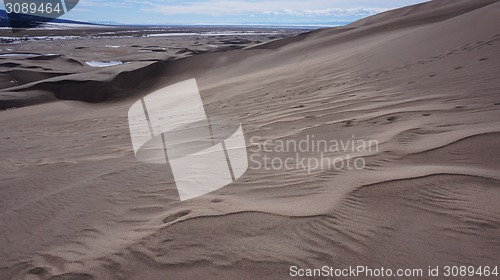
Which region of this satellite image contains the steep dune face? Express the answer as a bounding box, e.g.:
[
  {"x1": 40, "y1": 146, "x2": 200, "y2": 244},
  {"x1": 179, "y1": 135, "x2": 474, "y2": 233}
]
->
[
  {"x1": 1, "y1": 1, "x2": 500, "y2": 279},
  {"x1": 349, "y1": 0, "x2": 499, "y2": 27}
]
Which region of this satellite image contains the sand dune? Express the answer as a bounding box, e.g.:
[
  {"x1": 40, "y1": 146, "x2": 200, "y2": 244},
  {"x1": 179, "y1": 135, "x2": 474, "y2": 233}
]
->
[{"x1": 1, "y1": 0, "x2": 500, "y2": 279}]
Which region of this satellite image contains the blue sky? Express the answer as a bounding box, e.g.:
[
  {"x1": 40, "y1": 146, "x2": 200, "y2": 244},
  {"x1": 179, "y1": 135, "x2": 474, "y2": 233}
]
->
[{"x1": 3, "y1": 0, "x2": 430, "y2": 25}]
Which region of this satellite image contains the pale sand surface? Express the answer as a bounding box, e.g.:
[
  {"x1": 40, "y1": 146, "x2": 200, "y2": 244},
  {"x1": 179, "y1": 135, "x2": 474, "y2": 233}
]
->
[{"x1": 1, "y1": 0, "x2": 500, "y2": 279}]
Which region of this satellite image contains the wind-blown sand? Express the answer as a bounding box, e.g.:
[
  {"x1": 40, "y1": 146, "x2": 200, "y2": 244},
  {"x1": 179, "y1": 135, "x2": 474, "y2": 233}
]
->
[{"x1": 1, "y1": 0, "x2": 500, "y2": 279}]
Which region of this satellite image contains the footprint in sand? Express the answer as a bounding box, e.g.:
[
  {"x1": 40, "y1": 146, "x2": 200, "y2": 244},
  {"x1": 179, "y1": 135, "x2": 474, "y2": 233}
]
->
[
  {"x1": 387, "y1": 116, "x2": 400, "y2": 122},
  {"x1": 163, "y1": 210, "x2": 192, "y2": 223},
  {"x1": 211, "y1": 198, "x2": 224, "y2": 204},
  {"x1": 342, "y1": 119, "x2": 358, "y2": 127},
  {"x1": 28, "y1": 267, "x2": 48, "y2": 276}
]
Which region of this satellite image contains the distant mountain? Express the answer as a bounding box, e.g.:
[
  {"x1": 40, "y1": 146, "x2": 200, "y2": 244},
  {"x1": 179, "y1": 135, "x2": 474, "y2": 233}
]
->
[
  {"x1": 88, "y1": 21, "x2": 122, "y2": 26},
  {"x1": 0, "y1": 9, "x2": 98, "y2": 29}
]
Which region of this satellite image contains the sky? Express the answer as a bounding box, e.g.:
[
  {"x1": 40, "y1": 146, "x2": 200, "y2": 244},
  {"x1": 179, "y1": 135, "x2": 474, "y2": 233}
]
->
[{"x1": 3, "y1": 0, "x2": 430, "y2": 26}]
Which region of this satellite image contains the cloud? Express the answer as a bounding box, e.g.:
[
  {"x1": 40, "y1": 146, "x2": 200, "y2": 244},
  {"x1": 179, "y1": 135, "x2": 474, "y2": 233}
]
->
[
  {"x1": 61, "y1": 0, "x2": 428, "y2": 25},
  {"x1": 147, "y1": 0, "x2": 388, "y2": 16},
  {"x1": 263, "y1": 7, "x2": 389, "y2": 17}
]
